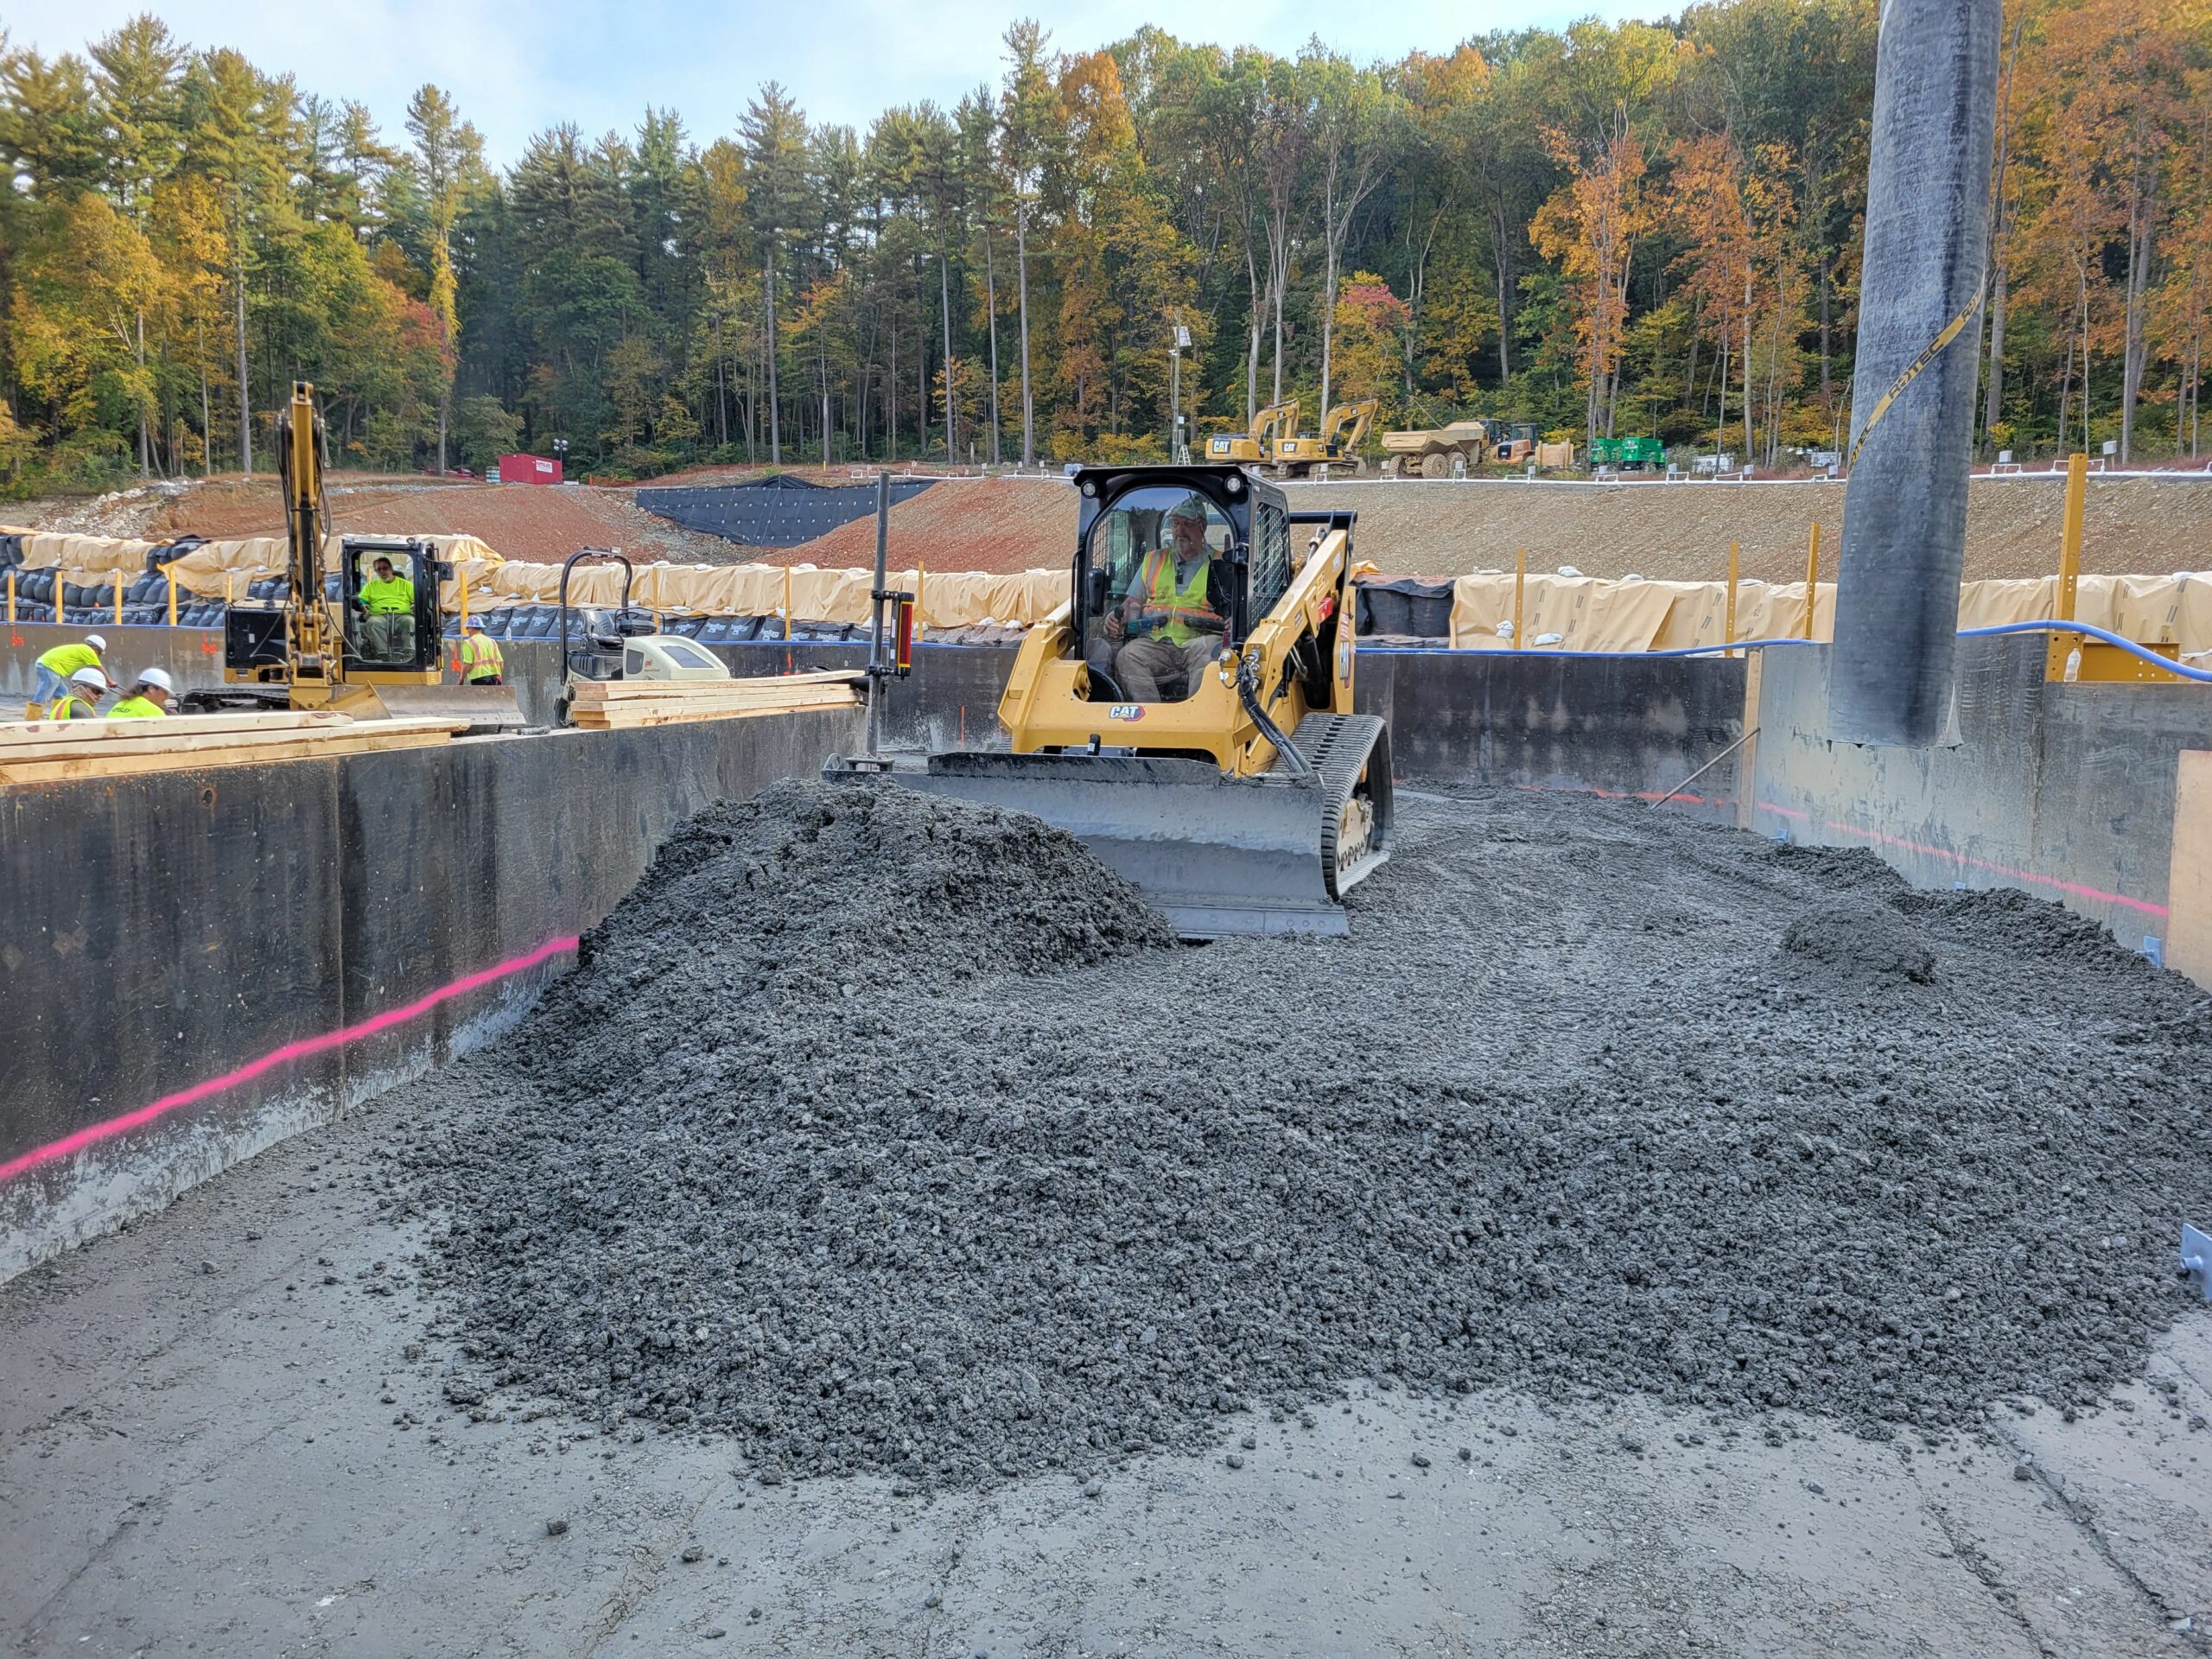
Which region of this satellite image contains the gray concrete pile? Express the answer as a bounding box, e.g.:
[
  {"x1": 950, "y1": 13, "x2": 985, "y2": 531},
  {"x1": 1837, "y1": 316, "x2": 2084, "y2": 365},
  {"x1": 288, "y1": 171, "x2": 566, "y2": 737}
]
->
[{"x1": 396, "y1": 781, "x2": 2212, "y2": 1489}]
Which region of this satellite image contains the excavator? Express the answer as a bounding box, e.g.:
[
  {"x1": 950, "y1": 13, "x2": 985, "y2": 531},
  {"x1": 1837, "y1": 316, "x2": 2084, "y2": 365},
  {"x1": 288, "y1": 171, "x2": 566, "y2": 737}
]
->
[
  {"x1": 1273, "y1": 399, "x2": 1376, "y2": 477},
  {"x1": 194, "y1": 382, "x2": 524, "y2": 729},
  {"x1": 1204, "y1": 400, "x2": 1300, "y2": 467},
  {"x1": 830, "y1": 463, "x2": 1393, "y2": 937}
]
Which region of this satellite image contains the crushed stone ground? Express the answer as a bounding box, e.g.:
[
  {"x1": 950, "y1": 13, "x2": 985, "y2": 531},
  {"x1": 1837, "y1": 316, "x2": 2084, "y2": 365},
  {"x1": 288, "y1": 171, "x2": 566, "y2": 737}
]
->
[{"x1": 391, "y1": 780, "x2": 2212, "y2": 1490}]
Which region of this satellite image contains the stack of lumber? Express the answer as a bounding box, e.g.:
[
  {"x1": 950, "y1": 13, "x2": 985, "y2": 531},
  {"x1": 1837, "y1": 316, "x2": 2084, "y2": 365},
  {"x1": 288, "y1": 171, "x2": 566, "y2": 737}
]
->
[
  {"x1": 0, "y1": 709, "x2": 464, "y2": 785},
  {"x1": 564, "y1": 671, "x2": 863, "y2": 731}
]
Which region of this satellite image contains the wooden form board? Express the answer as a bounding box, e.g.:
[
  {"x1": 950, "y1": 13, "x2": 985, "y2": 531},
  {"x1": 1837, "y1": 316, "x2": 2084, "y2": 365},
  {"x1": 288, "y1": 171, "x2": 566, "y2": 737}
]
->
[
  {"x1": 565, "y1": 671, "x2": 863, "y2": 703},
  {"x1": 0, "y1": 710, "x2": 355, "y2": 748},
  {"x1": 566, "y1": 686, "x2": 861, "y2": 730},
  {"x1": 0, "y1": 715, "x2": 462, "y2": 785},
  {"x1": 2166, "y1": 750, "x2": 2212, "y2": 988}
]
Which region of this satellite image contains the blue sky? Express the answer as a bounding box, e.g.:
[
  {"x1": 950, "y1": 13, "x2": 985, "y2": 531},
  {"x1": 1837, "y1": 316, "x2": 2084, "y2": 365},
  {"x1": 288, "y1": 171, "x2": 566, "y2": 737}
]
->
[{"x1": 8, "y1": 0, "x2": 1661, "y2": 166}]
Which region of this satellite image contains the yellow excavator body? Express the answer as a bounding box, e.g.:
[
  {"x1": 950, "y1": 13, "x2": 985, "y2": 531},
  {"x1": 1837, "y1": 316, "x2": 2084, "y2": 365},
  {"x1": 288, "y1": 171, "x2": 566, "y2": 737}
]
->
[
  {"x1": 1274, "y1": 398, "x2": 1377, "y2": 476},
  {"x1": 205, "y1": 383, "x2": 526, "y2": 731},
  {"x1": 1205, "y1": 399, "x2": 1300, "y2": 466}
]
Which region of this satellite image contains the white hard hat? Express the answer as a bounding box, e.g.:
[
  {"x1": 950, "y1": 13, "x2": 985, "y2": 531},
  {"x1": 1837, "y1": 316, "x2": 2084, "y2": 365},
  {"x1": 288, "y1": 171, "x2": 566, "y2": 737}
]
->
[
  {"x1": 71, "y1": 665, "x2": 110, "y2": 690},
  {"x1": 85, "y1": 633, "x2": 108, "y2": 652},
  {"x1": 463, "y1": 615, "x2": 486, "y2": 631},
  {"x1": 137, "y1": 666, "x2": 175, "y2": 693}
]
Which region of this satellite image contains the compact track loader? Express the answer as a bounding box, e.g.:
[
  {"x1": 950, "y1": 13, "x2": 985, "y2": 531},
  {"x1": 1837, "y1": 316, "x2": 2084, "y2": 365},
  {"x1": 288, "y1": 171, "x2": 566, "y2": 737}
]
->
[{"x1": 830, "y1": 464, "x2": 1393, "y2": 937}]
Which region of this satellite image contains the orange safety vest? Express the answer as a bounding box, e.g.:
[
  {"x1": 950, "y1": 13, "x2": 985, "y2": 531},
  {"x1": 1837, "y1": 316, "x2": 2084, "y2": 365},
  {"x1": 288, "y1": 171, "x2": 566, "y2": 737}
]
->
[{"x1": 1134, "y1": 550, "x2": 1224, "y2": 647}]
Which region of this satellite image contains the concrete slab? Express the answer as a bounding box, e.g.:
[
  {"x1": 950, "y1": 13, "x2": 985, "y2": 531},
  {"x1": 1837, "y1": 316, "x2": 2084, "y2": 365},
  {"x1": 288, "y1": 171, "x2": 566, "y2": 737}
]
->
[{"x1": 5, "y1": 1088, "x2": 2205, "y2": 1657}]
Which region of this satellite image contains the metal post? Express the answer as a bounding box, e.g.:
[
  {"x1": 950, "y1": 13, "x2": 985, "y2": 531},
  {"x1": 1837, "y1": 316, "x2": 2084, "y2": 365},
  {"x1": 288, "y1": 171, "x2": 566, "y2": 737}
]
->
[
  {"x1": 1726, "y1": 540, "x2": 1740, "y2": 655},
  {"x1": 5, "y1": 569, "x2": 14, "y2": 625},
  {"x1": 2047, "y1": 450, "x2": 2088, "y2": 678},
  {"x1": 1803, "y1": 523, "x2": 1821, "y2": 641},
  {"x1": 865, "y1": 470, "x2": 891, "y2": 757},
  {"x1": 1513, "y1": 549, "x2": 1527, "y2": 650}
]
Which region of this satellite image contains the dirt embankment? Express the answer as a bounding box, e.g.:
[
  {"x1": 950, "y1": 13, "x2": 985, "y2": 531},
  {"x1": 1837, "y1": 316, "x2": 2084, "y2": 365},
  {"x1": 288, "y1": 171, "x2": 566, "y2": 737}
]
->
[
  {"x1": 21, "y1": 468, "x2": 2210, "y2": 582},
  {"x1": 1290, "y1": 474, "x2": 2212, "y2": 582}
]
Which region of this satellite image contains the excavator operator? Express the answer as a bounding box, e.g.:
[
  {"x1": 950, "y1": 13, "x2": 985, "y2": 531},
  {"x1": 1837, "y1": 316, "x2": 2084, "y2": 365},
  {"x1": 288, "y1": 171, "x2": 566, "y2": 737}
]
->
[
  {"x1": 359, "y1": 556, "x2": 416, "y2": 663},
  {"x1": 1112, "y1": 495, "x2": 1229, "y2": 702}
]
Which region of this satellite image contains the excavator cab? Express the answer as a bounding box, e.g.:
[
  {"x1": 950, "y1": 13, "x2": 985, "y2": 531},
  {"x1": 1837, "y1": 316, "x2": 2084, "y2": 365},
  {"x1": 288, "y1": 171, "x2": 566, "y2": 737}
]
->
[{"x1": 338, "y1": 537, "x2": 448, "y2": 677}]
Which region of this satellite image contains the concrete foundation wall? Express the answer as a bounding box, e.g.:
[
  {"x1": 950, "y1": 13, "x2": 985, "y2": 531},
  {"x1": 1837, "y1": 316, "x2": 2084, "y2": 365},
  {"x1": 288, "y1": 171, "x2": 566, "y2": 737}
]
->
[
  {"x1": 0, "y1": 706, "x2": 861, "y2": 1281},
  {"x1": 1750, "y1": 637, "x2": 2211, "y2": 955}
]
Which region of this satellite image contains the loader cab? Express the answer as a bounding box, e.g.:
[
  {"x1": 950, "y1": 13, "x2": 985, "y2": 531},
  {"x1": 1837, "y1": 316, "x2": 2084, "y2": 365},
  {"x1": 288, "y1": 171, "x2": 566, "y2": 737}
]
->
[{"x1": 1069, "y1": 463, "x2": 1293, "y2": 704}]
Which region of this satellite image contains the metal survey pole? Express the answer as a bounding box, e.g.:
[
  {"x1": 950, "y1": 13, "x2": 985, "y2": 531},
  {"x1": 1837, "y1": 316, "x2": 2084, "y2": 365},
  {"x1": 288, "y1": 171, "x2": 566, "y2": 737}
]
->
[{"x1": 865, "y1": 470, "x2": 891, "y2": 756}]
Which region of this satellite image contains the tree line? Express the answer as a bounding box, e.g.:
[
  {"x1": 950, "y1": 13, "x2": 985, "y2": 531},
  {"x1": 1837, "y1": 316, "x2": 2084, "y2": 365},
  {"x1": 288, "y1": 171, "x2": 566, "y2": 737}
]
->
[{"x1": 0, "y1": 0, "x2": 2205, "y2": 493}]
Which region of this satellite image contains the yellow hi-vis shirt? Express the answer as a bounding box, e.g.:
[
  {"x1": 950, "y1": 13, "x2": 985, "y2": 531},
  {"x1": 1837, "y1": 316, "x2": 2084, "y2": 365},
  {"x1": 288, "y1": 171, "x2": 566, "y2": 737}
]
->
[
  {"x1": 50, "y1": 692, "x2": 102, "y2": 719},
  {"x1": 108, "y1": 695, "x2": 167, "y2": 719},
  {"x1": 457, "y1": 633, "x2": 505, "y2": 682},
  {"x1": 359, "y1": 575, "x2": 416, "y2": 614},
  {"x1": 36, "y1": 642, "x2": 101, "y2": 679},
  {"x1": 1135, "y1": 550, "x2": 1224, "y2": 647}
]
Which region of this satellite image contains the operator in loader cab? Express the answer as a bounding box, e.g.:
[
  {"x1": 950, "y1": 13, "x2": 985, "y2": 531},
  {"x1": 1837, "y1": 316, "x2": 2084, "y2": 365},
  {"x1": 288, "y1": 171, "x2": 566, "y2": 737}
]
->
[
  {"x1": 1113, "y1": 494, "x2": 1229, "y2": 702},
  {"x1": 359, "y1": 556, "x2": 416, "y2": 663}
]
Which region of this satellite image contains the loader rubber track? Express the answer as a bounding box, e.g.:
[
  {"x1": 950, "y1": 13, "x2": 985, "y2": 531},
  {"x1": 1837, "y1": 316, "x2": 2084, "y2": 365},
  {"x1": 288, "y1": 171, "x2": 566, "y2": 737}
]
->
[{"x1": 1277, "y1": 712, "x2": 1394, "y2": 899}]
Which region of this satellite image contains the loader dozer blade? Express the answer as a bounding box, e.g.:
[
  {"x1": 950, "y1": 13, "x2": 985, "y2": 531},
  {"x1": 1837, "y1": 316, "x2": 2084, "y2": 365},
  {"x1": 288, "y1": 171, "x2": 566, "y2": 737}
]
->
[
  {"x1": 830, "y1": 714, "x2": 1392, "y2": 939},
  {"x1": 359, "y1": 681, "x2": 531, "y2": 734}
]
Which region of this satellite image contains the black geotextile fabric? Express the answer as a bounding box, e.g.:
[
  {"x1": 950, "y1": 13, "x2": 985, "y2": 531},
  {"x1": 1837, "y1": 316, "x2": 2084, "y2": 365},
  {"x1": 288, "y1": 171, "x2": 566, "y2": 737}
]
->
[{"x1": 638, "y1": 479, "x2": 938, "y2": 548}]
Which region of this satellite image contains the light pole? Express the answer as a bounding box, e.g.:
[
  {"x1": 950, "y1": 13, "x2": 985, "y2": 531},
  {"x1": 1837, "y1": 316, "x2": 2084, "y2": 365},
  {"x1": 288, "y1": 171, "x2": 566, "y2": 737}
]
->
[
  {"x1": 1170, "y1": 322, "x2": 1191, "y2": 465},
  {"x1": 551, "y1": 436, "x2": 569, "y2": 479}
]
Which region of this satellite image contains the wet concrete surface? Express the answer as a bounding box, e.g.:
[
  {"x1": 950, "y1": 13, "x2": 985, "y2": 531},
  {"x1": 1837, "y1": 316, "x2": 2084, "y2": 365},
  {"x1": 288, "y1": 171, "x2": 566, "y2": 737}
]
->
[{"x1": 5, "y1": 1092, "x2": 2208, "y2": 1658}]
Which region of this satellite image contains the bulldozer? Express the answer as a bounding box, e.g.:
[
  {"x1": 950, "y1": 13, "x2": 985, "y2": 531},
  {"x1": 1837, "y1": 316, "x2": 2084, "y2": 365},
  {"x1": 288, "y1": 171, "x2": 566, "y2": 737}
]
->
[
  {"x1": 1273, "y1": 399, "x2": 1376, "y2": 477},
  {"x1": 829, "y1": 463, "x2": 1393, "y2": 938},
  {"x1": 193, "y1": 382, "x2": 526, "y2": 731},
  {"x1": 1204, "y1": 400, "x2": 1300, "y2": 467}
]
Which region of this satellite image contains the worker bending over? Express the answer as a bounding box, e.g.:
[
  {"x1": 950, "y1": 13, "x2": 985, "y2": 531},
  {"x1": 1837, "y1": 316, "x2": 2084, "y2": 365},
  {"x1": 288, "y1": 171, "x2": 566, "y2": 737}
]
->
[
  {"x1": 1113, "y1": 496, "x2": 1228, "y2": 702},
  {"x1": 454, "y1": 616, "x2": 505, "y2": 685},
  {"x1": 109, "y1": 666, "x2": 174, "y2": 718},
  {"x1": 49, "y1": 666, "x2": 111, "y2": 719},
  {"x1": 359, "y1": 556, "x2": 416, "y2": 662},
  {"x1": 30, "y1": 632, "x2": 106, "y2": 716}
]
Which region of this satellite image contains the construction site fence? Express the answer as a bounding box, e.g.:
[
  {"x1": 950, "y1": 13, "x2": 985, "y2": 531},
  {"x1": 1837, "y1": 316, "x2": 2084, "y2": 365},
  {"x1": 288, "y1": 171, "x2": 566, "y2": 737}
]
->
[{"x1": 5, "y1": 527, "x2": 2211, "y2": 656}]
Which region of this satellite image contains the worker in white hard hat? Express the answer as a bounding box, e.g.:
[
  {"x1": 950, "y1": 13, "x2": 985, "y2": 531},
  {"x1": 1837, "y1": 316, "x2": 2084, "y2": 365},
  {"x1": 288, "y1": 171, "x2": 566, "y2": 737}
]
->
[
  {"x1": 48, "y1": 665, "x2": 111, "y2": 721},
  {"x1": 454, "y1": 615, "x2": 505, "y2": 686},
  {"x1": 30, "y1": 632, "x2": 107, "y2": 716},
  {"x1": 108, "y1": 664, "x2": 174, "y2": 719}
]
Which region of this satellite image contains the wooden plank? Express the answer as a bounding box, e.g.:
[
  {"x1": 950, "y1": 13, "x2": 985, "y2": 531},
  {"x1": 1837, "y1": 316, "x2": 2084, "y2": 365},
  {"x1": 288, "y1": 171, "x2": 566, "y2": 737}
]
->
[
  {"x1": 0, "y1": 726, "x2": 456, "y2": 785},
  {"x1": 0, "y1": 710, "x2": 357, "y2": 748},
  {"x1": 0, "y1": 716, "x2": 460, "y2": 765},
  {"x1": 567, "y1": 671, "x2": 862, "y2": 703},
  {"x1": 567, "y1": 690, "x2": 860, "y2": 731},
  {"x1": 2166, "y1": 750, "x2": 2212, "y2": 990}
]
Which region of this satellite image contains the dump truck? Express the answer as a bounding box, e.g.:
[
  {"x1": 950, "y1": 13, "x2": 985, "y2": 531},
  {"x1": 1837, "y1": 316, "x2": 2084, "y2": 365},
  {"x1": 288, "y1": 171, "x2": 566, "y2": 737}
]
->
[{"x1": 1380, "y1": 421, "x2": 1490, "y2": 477}]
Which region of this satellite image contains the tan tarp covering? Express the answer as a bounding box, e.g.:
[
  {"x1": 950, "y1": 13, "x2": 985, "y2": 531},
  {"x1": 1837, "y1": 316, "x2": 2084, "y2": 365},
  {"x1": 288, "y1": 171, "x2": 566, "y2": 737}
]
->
[
  {"x1": 8, "y1": 525, "x2": 2209, "y2": 650},
  {"x1": 1446, "y1": 571, "x2": 2206, "y2": 652}
]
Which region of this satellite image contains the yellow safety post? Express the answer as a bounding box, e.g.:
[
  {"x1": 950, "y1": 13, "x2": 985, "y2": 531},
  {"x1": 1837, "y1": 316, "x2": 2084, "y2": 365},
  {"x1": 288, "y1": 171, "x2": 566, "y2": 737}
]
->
[
  {"x1": 2049, "y1": 450, "x2": 2089, "y2": 680},
  {"x1": 1513, "y1": 548, "x2": 1527, "y2": 651},
  {"x1": 5, "y1": 569, "x2": 14, "y2": 625},
  {"x1": 457, "y1": 567, "x2": 470, "y2": 631},
  {"x1": 916, "y1": 563, "x2": 927, "y2": 644},
  {"x1": 1726, "y1": 540, "x2": 1740, "y2": 656},
  {"x1": 113, "y1": 571, "x2": 124, "y2": 626},
  {"x1": 1802, "y1": 523, "x2": 1821, "y2": 640},
  {"x1": 163, "y1": 561, "x2": 178, "y2": 626},
  {"x1": 783, "y1": 565, "x2": 793, "y2": 640}
]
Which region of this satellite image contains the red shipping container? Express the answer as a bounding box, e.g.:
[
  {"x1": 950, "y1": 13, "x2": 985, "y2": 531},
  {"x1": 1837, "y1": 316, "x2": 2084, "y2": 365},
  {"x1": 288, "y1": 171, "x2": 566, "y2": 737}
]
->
[{"x1": 496, "y1": 453, "x2": 563, "y2": 486}]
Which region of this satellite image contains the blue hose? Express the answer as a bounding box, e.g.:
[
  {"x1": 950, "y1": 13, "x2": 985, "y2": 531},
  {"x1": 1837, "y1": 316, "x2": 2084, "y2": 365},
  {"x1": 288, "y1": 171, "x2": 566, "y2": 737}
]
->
[{"x1": 1468, "y1": 620, "x2": 2212, "y2": 683}]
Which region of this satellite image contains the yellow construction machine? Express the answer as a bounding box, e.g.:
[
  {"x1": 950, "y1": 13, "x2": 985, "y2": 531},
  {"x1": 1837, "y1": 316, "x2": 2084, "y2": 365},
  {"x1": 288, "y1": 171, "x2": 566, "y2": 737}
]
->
[
  {"x1": 1204, "y1": 400, "x2": 1300, "y2": 467},
  {"x1": 199, "y1": 382, "x2": 525, "y2": 730},
  {"x1": 1274, "y1": 399, "x2": 1377, "y2": 477},
  {"x1": 830, "y1": 463, "x2": 1393, "y2": 936}
]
